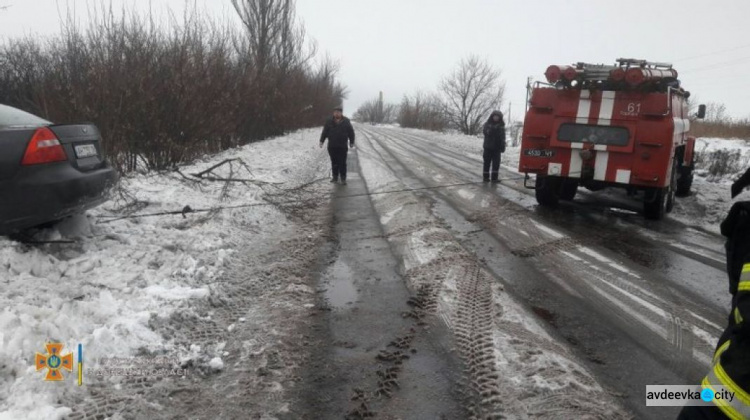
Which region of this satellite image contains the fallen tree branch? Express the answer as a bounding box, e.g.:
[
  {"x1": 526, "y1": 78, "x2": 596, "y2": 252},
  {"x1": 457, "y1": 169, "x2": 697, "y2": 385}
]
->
[
  {"x1": 198, "y1": 176, "x2": 281, "y2": 185},
  {"x1": 191, "y1": 159, "x2": 239, "y2": 178}
]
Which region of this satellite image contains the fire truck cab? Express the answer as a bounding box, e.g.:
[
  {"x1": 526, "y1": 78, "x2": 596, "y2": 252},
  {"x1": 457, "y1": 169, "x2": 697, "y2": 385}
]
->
[{"x1": 519, "y1": 58, "x2": 705, "y2": 220}]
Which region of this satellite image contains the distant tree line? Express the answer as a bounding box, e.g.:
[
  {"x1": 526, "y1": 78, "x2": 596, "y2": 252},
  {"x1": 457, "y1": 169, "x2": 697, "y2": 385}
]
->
[
  {"x1": 398, "y1": 92, "x2": 448, "y2": 132},
  {"x1": 354, "y1": 55, "x2": 505, "y2": 135},
  {"x1": 0, "y1": 1, "x2": 346, "y2": 173},
  {"x1": 353, "y1": 94, "x2": 398, "y2": 124},
  {"x1": 690, "y1": 101, "x2": 750, "y2": 139}
]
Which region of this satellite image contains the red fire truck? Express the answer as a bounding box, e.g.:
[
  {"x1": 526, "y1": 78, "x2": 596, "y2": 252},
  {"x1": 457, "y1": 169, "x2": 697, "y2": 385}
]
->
[{"x1": 519, "y1": 58, "x2": 706, "y2": 220}]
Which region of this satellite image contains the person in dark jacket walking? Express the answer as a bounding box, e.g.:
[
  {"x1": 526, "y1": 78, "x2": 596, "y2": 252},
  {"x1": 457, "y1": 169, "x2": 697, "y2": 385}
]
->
[
  {"x1": 320, "y1": 107, "x2": 355, "y2": 185},
  {"x1": 482, "y1": 110, "x2": 506, "y2": 183},
  {"x1": 678, "y1": 173, "x2": 750, "y2": 420}
]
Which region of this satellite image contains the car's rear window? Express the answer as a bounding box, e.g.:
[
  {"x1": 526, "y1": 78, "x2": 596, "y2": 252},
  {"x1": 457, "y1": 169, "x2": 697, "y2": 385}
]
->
[
  {"x1": 557, "y1": 123, "x2": 630, "y2": 147},
  {"x1": 0, "y1": 104, "x2": 51, "y2": 128}
]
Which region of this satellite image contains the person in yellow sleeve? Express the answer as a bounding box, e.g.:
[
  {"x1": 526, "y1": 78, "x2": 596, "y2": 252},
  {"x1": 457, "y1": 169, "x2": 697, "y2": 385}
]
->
[{"x1": 679, "y1": 176, "x2": 750, "y2": 419}]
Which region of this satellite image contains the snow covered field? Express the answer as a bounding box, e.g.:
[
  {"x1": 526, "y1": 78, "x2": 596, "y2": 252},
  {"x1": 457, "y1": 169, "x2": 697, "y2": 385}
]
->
[{"x1": 0, "y1": 129, "x2": 329, "y2": 419}]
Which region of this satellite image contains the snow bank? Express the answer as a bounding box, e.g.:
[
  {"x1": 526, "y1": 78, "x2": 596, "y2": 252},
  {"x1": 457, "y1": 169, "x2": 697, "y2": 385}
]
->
[
  {"x1": 671, "y1": 137, "x2": 750, "y2": 232},
  {"x1": 0, "y1": 129, "x2": 325, "y2": 419}
]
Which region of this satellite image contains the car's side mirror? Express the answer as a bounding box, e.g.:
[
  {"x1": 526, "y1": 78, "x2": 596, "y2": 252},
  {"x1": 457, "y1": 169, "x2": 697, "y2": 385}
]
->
[{"x1": 697, "y1": 104, "x2": 706, "y2": 119}]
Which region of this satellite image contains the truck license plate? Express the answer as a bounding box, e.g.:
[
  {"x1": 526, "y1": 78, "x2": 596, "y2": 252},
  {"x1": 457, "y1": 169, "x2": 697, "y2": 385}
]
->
[
  {"x1": 523, "y1": 149, "x2": 555, "y2": 158},
  {"x1": 74, "y1": 144, "x2": 98, "y2": 159}
]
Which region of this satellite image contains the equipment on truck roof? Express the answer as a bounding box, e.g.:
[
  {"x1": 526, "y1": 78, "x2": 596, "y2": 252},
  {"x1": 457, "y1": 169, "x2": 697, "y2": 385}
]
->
[{"x1": 544, "y1": 59, "x2": 684, "y2": 95}]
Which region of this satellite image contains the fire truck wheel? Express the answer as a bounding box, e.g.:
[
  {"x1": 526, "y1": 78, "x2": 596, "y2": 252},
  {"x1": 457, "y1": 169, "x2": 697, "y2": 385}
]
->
[
  {"x1": 560, "y1": 180, "x2": 578, "y2": 201},
  {"x1": 643, "y1": 188, "x2": 667, "y2": 220},
  {"x1": 665, "y1": 160, "x2": 677, "y2": 213},
  {"x1": 644, "y1": 162, "x2": 676, "y2": 220},
  {"x1": 535, "y1": 176, "x2": 560, "y2": 207},
  {"x1": 675, "y1": 165, "x2": 694, "y2": 197}
]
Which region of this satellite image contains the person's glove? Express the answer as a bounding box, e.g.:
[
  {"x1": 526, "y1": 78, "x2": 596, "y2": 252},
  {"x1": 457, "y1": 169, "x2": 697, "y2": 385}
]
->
[{"x1": 319, "y1": 142, "x2": 324, "y2": 149}]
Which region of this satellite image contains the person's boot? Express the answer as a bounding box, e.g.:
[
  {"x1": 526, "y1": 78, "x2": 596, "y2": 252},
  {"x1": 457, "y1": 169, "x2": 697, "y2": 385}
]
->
[
  {"x1": 491, "y1": 178, "x2": 500, "y2": 183},
  {"x1": 341, "y1": 179, "x2": 347, "y2": 185},
  {"x1": 330, "y1": 177, "x2": 338, "y2": 183},
  {"x1": 483, "y1": 178, "x2": 490, "y2": 183}
]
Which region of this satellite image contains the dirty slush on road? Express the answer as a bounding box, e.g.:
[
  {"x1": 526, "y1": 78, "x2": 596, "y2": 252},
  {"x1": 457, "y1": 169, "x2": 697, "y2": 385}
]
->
[
  {"x1": 64, "y1": 127, "x2": 635, "y2": 419},
  {"x1": 291, "y1": 128, "x2": 628, "y2": 419}
]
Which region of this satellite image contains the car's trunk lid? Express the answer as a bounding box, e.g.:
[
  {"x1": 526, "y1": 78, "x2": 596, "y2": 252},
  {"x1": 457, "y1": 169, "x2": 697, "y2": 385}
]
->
[{"x1": 49, "y1": 124, "x2": 106, "y2": 172}]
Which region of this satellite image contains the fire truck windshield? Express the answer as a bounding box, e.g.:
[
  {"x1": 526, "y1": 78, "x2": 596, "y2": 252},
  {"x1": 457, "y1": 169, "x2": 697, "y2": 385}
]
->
[{"x1": 557, "y1": 123, "x2": 630, "y2": 147}]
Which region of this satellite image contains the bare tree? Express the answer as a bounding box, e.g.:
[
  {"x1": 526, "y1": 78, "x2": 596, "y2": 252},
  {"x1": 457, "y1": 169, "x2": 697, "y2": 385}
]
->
[
  {"x1": 440, "y1": 55, "x2": 505, "y2": 135},
  {"x1": 230, "y1": 0, "x2": 314, "y2": 75},
  {"x1": 704, "y1": 102, "x2": 728, "y2": 123},
  {"x1": 0, "y1": 1, "x2": 346, "y2": 172},
  {"x1": 354, "y1": 95, "x2": 398, "y2": 124},
  {"x1": 398, "y1": 91, "x2": 449, "y2": 132}
]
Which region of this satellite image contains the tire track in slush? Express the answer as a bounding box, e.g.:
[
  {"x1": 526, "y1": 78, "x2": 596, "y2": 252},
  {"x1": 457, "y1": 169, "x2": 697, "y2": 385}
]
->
[
  {"x1": 360, "y1": 127, "x2": 723, "y2": 418},
  {"x1": 390, "y1": 127, "x2": 725, "y2": 339},
  {"x1": 357, "y1": 129, "x2": 628, "y2": 419},
  {"x1": 358, "y1": 133, "x2": 507, "y2": 417},
  {"x1": 369, "y1": 126, "x2": 721, "y2": 362},
  {"x1": 390, "y1": 128, "x2": 727, "y2": 271}
]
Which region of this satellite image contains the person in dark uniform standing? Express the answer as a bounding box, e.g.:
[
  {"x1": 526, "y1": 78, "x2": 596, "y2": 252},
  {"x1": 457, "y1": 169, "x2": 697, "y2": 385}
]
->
[
  {"x1": 482, "y1": 110, "x2": 506, "y2": 183},
  {"x1": 678, "y1": 169, "x2": 750, "y2": 419},
  {"x1": 320, "y1": 106, "x2": 355, "y2": 185}
]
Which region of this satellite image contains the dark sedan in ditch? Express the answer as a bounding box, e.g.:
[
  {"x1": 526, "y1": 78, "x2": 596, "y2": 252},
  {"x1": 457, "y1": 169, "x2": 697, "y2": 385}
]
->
[{"x1": 0, "y1": 104, "x2": 117, "y2": 235}]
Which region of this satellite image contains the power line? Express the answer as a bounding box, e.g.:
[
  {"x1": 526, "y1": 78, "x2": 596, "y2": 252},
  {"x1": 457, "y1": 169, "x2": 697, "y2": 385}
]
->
[
  {"x1": 671, "y1": 43, "x2": 750, "y2": 63},
  {"x1": 679, "y1": 55, "x2": 750, "y2": 75},
  {"x1": 95, "y1": 177, "x2": 533, "y2": 224}
]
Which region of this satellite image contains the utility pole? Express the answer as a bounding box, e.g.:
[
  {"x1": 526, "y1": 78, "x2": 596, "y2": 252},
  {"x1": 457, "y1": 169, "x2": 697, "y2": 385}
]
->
[
  {"x1": 507, "y1": 102, "x2": 512, "y2": 127},
  {"x1": 378, "y1": 91, "x2": 384, "y2": 124},
  {"x1": 525, "y1": 76, "x2": 532, "y2": 113}
]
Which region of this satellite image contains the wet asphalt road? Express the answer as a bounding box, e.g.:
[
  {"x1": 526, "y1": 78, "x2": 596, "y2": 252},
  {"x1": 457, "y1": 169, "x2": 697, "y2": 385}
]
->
[
  {"x1": 296, "y1": 152, "x2": 467, "y2": 419},
  {"x1": 296, "y1": 125, "x2": 731, "y2": 419}
]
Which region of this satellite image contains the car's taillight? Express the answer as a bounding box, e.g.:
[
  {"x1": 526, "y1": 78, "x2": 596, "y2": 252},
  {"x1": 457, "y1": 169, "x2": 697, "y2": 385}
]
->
[{"x1": 21, "y1": 127, "x2": 67, "y2": 165}]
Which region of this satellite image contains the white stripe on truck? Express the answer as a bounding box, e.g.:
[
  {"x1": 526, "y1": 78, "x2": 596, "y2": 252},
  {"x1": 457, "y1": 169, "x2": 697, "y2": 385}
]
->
[
  {"x1": 594, "y1": 151, "x2": 609, "y2": 181},
  {"x1": 597, "y1": 91, "x2": 616, "y2": 126},
  {"x1": 616, "y1": 169, "x2": 632, "y2": 184},
  {"x1": 576, "y1": 90, "x2": 591, "y2": 124},
  {"x1": 569, "y1": 150, "x2": 583, "y2": 178}
]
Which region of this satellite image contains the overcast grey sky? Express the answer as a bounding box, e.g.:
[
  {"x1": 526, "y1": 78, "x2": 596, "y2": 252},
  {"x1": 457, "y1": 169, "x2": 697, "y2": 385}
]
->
[{"x1": 2, "y1": 0, "x2": 750, "y2": 120}]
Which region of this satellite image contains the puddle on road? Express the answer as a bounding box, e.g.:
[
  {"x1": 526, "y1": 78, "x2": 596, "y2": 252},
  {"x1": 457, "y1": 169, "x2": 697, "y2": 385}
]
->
[
  {"x1": 531, "y1": 305, "x2": 558, "y2": 327},
  {"x1": 323, "y1": 258, "x2": 358, "y2": 309}
]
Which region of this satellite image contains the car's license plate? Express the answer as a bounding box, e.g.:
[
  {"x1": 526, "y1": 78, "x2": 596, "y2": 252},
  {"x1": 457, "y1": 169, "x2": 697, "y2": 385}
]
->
[
  {"x1": 523, "y1": 149, "x2": 555, "y2": 158},
  {"x1": 74, "y1": 144, "x2": 98, "y2": 159}
]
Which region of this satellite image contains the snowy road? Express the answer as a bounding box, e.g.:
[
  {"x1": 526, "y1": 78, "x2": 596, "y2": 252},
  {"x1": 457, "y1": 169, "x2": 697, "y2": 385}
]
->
[
  {"x1": 329, "y1": 125, "x2": 730, "y2": 419},
  {"x1": 1, "y1": 125, "x2": 736, "y2": 420}
]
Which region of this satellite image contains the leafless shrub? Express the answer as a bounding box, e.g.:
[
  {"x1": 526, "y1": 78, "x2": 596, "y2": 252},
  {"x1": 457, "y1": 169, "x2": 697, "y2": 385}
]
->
[
  {"x1": 397, "y1": 91, "x2": 449, "y2": 132},
  {"x1": 687, "y1": 101, "x2": 750, "y2": 139},
  {"x1": 440, "y1": 55, "x2": 505, "y2": 135},
  {"x1": 694, "y1": 148, "x2": 745, "y2": 179},
  {"x1": 0, "y1": 1, "x2": 345, "y2": 173},
  {"x1": 354, "y1": 94, "x2": 398, "y2": 124}
]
